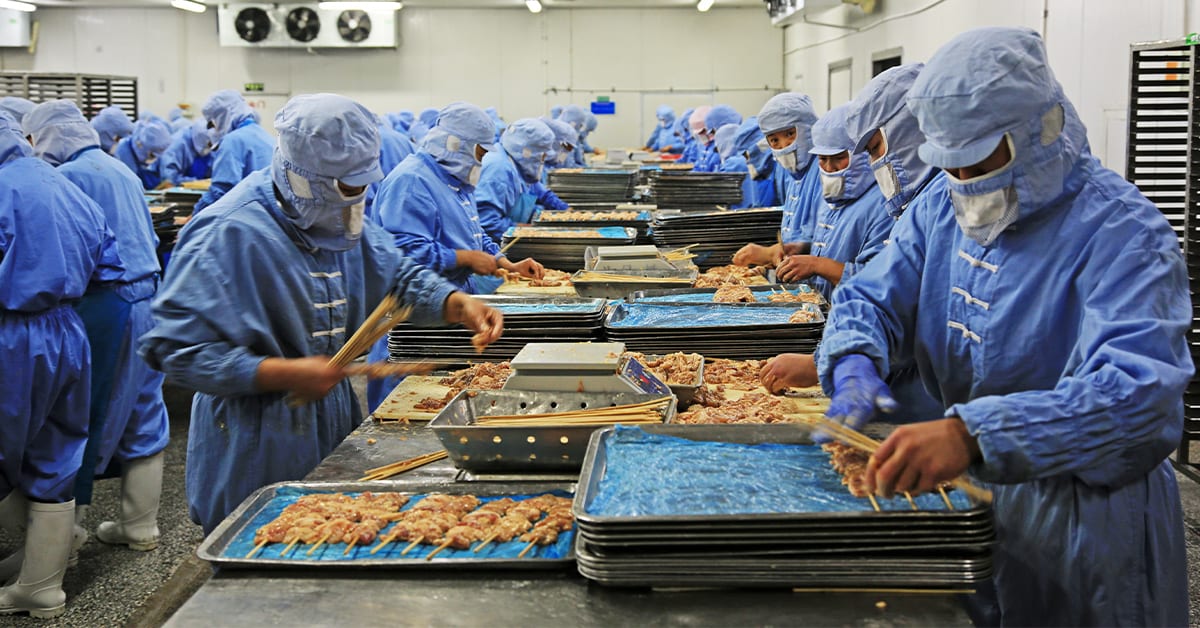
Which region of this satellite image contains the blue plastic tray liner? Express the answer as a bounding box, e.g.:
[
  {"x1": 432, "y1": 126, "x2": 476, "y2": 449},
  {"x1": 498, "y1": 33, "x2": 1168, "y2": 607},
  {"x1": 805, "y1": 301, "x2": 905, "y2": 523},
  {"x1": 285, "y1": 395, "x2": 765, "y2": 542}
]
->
[
  {"x1": 503, "y1": 226, "x2": 630, "y2": 239},
  {"x1": 635, "y1": 286, "x2": 816, "y2": 304},
  {"x1": 492, "y1": 302, "x2": 599, "y2": 315},
  {"x1": 222, "y1": 487, "x2": 575, "y2": 561},
  {"x1": 608, "y1": 303, "x2": 822, "y2": 328},
  {"x1": 585, "y1": 427, "x2": 972, "y2": 516}
]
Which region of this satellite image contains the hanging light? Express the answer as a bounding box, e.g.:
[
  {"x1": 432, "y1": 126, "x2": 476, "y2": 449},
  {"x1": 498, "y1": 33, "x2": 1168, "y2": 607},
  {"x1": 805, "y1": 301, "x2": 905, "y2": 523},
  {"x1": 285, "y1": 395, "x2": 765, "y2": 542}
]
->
[
  {"x1": 170, "y1": 0, "x2": 206, "y2": 13},
  {"x1": 696, "y1": 0, "x2": 715, "y2": 11},
  {"x1": 0, "y1": 0, "x2": 36, "y2": 12},
  {"x1": 525, "y1": 0, "x2": 542, "y2": 13}
]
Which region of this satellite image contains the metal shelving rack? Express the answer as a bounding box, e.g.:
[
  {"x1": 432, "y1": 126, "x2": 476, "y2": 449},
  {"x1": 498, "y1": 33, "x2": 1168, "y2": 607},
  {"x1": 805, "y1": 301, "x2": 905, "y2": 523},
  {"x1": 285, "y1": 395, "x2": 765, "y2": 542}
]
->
[
  {"x1": 0, "y1": 72, "x2": 137, "y2": 120},
  {"x1": 1127, "y1": 38, "x2": 1200, "y2": 481}
]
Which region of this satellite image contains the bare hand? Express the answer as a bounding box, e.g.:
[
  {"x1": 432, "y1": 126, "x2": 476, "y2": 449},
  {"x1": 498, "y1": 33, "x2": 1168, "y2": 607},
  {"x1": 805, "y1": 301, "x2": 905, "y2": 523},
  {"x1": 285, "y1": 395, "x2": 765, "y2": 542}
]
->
[
  {"x1": 759, "y1": 353, "x2": 818, "y2": 394},
  {"x1": 502, "y1": 257, "x2": 545, "y2": 280},
  {"x1": 256, "y1": 356, "x2": 346, "y2": 401},
  {"x1": 864, "y1": 418, "x2": 981, "y2": 498},
  {"x1": 732, "y1": 243, "x2": 782, "y2": 267},
  {"x1": 777, "y1": 255, "x2": 843, "y2": 284},
  {"x1": 445, "y1": 292, "x2": 504, "y2": 346},
  {"x1": 456, "y1": 250, "x2": 499, "y2": 275}
]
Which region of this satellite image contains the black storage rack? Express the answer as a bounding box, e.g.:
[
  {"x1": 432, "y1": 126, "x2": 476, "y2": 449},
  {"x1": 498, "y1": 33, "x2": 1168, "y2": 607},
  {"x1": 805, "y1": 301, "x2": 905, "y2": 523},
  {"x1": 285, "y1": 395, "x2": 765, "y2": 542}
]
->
[
  {"x1": 1127, "y1": 38, "x2": 1200, "y2": 481},
  {"x1": 0, "y1": 72, "x2": 138, "y2": 120}
]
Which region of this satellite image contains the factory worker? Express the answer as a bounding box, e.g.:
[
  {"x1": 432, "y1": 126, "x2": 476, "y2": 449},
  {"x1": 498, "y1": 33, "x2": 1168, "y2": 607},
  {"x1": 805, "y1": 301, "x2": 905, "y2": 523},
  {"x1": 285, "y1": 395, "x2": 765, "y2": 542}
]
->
[
  {"x1": 549, "y1": 104, "x2": 563, "y2": 119},
  {"x1": 731, "y1": 93, "x2": 821, "y2": 266},
  {"x1": 731, "y1": 117, "x2": 780, "y2": 208},
  {"x1": 0, "y1": 96, "x2": 33, "y2": 123},
  {"x1": 713, "y1": 123, "x2": 752, "y2": 209},
  {"x1": 192, "y1": 89, "x2": 274, "y2": 214},
  {"x1": 644, "y1": 105, "x2": 676, "y2": 153},
  {"x1": 696, "y1": 105, "x2": 741, "y2": 172},
  {"x1": 774, "y1": 103, "x2": 889, "y2": 298},
  {"x1": 477, "y1": 117, "x2": 560, "y2": 243},
  {"x1": 141, "y1": 94, "x2": 503, "y2": 533},
  {"x1": 159, "y1": 119, "x2": 215, "y2": 187},
  {"x1": 672, "y1": 107, "x2": 696, "y2": 160},
  {"x1": 366, "y1": 102, "x2": 527, "y2": 410},
  {"x1": 408, "y1": 107, "x2": 439, "y2": 143},
  {"x1": 91, "y1": 106, "x2": 134, "y2": 154},
  {"x1": 364, "y1": 114, "x2": 415, "y2": 218},
  {"x1": 818, "y1": 28, "x2": 1190, "y2": 626},
  {"x1": 23, "y1": 100, "x2": 171, "y2": 557},
  {"x1": 580, "y1": 112, "x2": 599, "y2": 155},
  {"x1": 0, "y1": 112, "x2": 124, "y2": 619},
  {"x1": 530, "y1": 117, "x2": 576, "y2": 212},
  {"x1": 559, "y1": 105, "x2": 589, "y2": 166},
  {"x1": 113, "y1": 120, "x2": 171, "y2": 189},
  {"x1": 167, "y1": 107, "x2": 190, "y2": 134},
  {"x1": 680, "y1": 105, "x2": 711, "y2": 166},
  {"x1": 485, "y1": 107, "x2": 507, "y2": 143},
  {"x1": 387, "y1": 110, "x2": 414, "y2": 138}
]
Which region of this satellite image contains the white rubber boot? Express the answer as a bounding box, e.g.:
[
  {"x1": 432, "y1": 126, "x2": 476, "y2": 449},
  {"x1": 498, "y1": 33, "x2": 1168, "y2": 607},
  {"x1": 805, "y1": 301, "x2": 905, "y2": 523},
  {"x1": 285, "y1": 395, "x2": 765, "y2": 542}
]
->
[
  {"x1": 96, "y1": 453, "x2": 162, "y2": 551},
  {"x1": 0, "y1": 500, "x2": 73, "y2": 619},
  {"x1": 0, "y1": 492, "x2": 28, "y2": 584}
]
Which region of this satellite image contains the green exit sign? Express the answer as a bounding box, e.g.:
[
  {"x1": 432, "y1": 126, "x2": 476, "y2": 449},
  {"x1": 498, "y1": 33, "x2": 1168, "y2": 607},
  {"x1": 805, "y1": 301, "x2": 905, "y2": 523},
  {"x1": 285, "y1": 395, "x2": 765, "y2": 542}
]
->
[
  {"x1": 1187, "y1": 32, "x2": 1200, "y2": 46},
  {"x1": 244, "y1": 83, "x2": 265, "y2": 92}
]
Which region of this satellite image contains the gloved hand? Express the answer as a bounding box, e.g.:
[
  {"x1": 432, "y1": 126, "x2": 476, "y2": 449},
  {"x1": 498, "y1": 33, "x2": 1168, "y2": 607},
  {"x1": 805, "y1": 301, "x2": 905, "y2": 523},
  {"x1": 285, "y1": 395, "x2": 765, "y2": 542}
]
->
[{"x1": 822, "y1": 354, "x2": 898, "y2": 440}]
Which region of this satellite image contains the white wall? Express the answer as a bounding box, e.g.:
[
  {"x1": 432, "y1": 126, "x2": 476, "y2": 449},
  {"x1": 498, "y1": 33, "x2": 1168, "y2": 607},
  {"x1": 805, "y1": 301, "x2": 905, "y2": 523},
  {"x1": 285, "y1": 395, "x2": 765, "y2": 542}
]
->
[
  {"x1": 0, "y1": 6, "x2": 784, "y2": 148},
  {"x1": 781, "y1": 0, "x2": 1200, "y2": 170}
]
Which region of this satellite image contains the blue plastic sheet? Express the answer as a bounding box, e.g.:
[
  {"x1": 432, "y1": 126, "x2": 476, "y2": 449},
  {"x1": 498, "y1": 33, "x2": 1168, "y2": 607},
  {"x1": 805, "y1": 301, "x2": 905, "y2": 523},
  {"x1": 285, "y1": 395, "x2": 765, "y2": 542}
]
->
[
  {"x1": 634, "y1": 285, "x2": 816, "y2": 305},
  {"x1": 585, "y1": 427, "x2": 972, "y2": 516},
  {"x1": 491, "y1": 302, "x2": 601, "y2": 315},
  {"x1": 222, "y1": 487, "x2": 575, "y2": 562},
  {"x1": 607, "y1": 303, "x2": 823, "y2": 328},
  {"x1": 503, "y1": 226, "x2": 632, "y2": 239}
]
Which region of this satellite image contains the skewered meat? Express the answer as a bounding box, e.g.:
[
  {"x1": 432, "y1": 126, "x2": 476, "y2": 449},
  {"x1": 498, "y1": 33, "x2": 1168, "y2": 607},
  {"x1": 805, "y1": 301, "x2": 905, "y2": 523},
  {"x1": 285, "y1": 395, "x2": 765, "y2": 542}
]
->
[
  {"x1": 676, "y1": 392, "x2": 791, "y2": 424},
  {"x1": 712, "y1": 286, "x2": 756, "y2": 303},
  {"x1": 767, "y1": 290, "x2": 823, "y2": 304},
  {"x1": 788, "y1": 309, "x2": 820, "y2": 324},
  {"x1": 693, "y1": 265, "x2": 770, "y2": 288},
  {"x1": 538, "y1": 210, "x2": 640, "y2": 222}
]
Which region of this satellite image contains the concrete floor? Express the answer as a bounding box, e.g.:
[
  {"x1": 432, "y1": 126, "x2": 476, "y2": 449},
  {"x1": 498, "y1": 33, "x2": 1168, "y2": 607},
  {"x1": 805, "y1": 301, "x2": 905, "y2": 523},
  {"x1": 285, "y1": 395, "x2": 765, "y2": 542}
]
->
[{"x1": 2, "y1": 381, "x2": 1200, "y2": 627}]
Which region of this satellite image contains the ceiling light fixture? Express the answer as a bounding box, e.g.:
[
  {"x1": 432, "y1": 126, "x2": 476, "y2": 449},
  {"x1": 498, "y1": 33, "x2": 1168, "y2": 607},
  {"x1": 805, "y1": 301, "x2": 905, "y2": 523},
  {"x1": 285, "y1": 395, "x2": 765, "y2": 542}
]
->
[
  {"x1": 525, "y1": 0, "x2": 542, "y2": 13},
  {"x1": 170, "y1": 0, "x2": 206, "y2": 12},
  {"x1": 317, "y1": 1, "x2": 403, "y2": 9},
  {"x1": 0, "y1": 0, "x2": 37, "y2": 12},
  {"x1": 696, "y1": 0, "x2": 714, "y2": 11}
]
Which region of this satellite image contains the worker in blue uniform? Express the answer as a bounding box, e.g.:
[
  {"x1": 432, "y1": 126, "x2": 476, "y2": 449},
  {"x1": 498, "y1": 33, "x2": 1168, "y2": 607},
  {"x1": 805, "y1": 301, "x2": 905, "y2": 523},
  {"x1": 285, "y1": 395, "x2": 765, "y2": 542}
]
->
[
  {"x1": 580, "y1": 112, "x2": 599, "y2": 155},
  {"x1": 532, "y1": 117, "x2": 577, "y2": 211},
  {"x1": 0, "y1": 97, "x2": 33, "y2": 124},
  {"x1": 167, "y1": 107, "x2": 190, "y2": 134},
  {"x1": 0, "y1": 112, "x2": 124, "y2": 620},
  {"x1": 558, "y1": 105, "x2": 589, "y2": 167},
  {"x1": 24, "y1": 100, "x2": 171, "y2": 556},
  {"x1": 730, "y1": 117, "x2": 778, "y2": 208},
  {"x1": 112, "y1": 120, "x2": 171, "y2": 189},
  {"x1": 364, "y1": 113, "x2": 415, "y2": 218},
  {"x1": 192, "y1": 90, "x2": 274, "y2": 214},
  {"x1": 140, "y1": 94, "x2": 503, "y2": 534},
  {"x1": 696, "y1": 105, "x2": 741, "y2": 173},
  {"x1": 644, "y1": 105, "x2": 676, "y2": 153},
  {"x1": 817, "y1": 28, "x2": 1190, "y2": 626},
  {"x1": 681, "y1": 106, "x2": 712, "y2": 168},
  {"x1": 408, "y1": 107, "x2": 439, "y2": 143},
  {"x1": 90, "y1": 106, "x2": 134, "y2": 155},
  {"x1": 667, "y1": 107, "x2": 695, "y2": 160},
  {"x1": 732, "y1": 93, "x2": 821, "y2": 266},
  {"x1": 713, "y1": 123, "x2": 752, "y2": 209},
  {"x1": 387, "y1": 110, "x2": 414, "y2": 137},
  {"x1": 159, "y1": 119, "x2": 214, "y2": 187},
  {"x1": 477, "y1": 117, "x2": 559, "y2": 242},
  {"x1": 485, "y1": 107, "x2": 506, "y2": 143}
]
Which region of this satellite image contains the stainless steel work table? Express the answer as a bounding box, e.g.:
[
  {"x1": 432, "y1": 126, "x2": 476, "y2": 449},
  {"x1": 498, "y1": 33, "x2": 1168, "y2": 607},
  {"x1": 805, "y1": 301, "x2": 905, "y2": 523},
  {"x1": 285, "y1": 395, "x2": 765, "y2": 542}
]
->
[{"x1": 164, "y1": 420, "x2": 974, "y2": 627}]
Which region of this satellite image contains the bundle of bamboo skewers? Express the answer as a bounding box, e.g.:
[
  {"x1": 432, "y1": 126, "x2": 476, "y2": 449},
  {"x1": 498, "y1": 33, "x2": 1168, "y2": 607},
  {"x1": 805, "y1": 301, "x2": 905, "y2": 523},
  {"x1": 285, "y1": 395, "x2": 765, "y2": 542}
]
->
[
  {"x1": 787, "y1": 410, "x2": 994, "y2": 505},
  {"x1": 474, "y1": 397, "x2": 672, "y2": 427},
  {"x1": 358, "y1": 451, "x2": 448, "y2": 481},
  {"x1": 662, "y1": 243, "x2": 699, "y2": 263}
]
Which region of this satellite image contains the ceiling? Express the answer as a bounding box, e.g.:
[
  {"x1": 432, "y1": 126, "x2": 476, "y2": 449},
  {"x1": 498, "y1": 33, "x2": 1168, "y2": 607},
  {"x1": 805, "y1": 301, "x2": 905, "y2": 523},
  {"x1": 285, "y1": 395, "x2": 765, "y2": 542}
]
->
[{"x1": 30, "y1": 0, "x2": 766, "y2": 9}]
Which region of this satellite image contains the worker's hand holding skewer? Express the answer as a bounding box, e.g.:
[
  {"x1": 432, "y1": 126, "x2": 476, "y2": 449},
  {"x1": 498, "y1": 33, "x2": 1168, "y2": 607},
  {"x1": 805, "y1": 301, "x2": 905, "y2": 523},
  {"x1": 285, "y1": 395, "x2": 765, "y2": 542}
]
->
[
  {"x1": 444, "y1": 292, "x2": 504, "y2": 349},
  {"x1": 256, "y1": 356, "x2": 346, "y2": 401},
  {"x1": 732, "y1": 243, "x2": 783, "y2": 267},
  {"x1": 500, "y1": 257, "x2": 545, "y2": 280},
  {"x1": 864, "y1": 417, "x2": 982, "y2": 498}
]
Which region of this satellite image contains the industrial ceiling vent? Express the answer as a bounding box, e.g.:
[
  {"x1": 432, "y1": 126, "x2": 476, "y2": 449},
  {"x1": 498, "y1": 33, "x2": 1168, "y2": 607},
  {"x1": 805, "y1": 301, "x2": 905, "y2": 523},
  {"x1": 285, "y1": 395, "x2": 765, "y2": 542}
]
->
[{"x1": 217, "y1": 4, "x2": 396, "y2": 48}]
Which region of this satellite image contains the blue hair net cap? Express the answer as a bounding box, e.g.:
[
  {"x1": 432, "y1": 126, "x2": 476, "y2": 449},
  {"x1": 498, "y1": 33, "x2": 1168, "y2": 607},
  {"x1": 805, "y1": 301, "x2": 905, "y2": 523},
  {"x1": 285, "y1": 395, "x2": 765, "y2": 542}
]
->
[
  {"x1": 92, "y1": 105, "x2": 134, "y2": 135},
  {"x1": 435, "y1": 101, "x2": 495, "y2": 149},
  {"x1": 0, "y1": 111, "x2": 32, "y2": 166},
  {"x1": 274, "y1": 93, "x2": 383, "y2": 187},
  {"x1": 584, "y1": 112, "x2": 598, "y2": 133},
  {"x1": 560, "y1": 105, "x2": 587, "y2": 131},
  {"x1": 418, "y1": 108, "x2": 439, "y2": 127},
  {"x1": 656, "y1": 104, "x2": 674, "y2": 120},
  {"x1": 132, "y1": 120, "x2": 172, "y2": 162},
  {"x1": 542, "y1": 117, "x2": 579, "y2": 147},
  {"x1": 501, "y1": 118, "x2": 555, "y2": 156},
  {"x1": 23, "y1": 100, "x2": 101, "y2": 166},
  {"x1": 713, "y1": 124, "x2": 740, "y2": 160},
  {"x1": 757, "y1": 93, "x2": 817, "y2": 136},
  {"x1": 550, "y1": 105, "x2": 563, "y2": 119},
  {"x1": 810, "y1": 104, "x2": 855, "y2": 156},
  {"x1": 844, "y1": 63, "x2": 923, "y2": 153},
  {"x1": 908, "y1": 27, "x2": 1058, "y2": 169},
  {"x1": 189, "y1": 119, "x2": 213, "y2": 154},
  {"x1": 169, "y1": 107, "x2": 183, "y2": 121},
  {"x1": 0, "y1": 97, "x2": 34, "y2": 124},
  {"x1": 202, "y1": 89, "x2": 254, "y2": 140},
  {"x1": 731, "y1": 117, "x2": 764, "y2": 154},
  {"x1": 705, "y1": 105, "x2": 742, "y2": 133}
]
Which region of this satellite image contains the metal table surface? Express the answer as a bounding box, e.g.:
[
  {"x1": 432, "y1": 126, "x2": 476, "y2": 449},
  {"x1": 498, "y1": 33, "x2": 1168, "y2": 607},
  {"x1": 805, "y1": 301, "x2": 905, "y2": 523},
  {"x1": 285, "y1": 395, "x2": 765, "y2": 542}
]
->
[{"x1": 165, "y1": 420, "x2": 974, "y2": 627}]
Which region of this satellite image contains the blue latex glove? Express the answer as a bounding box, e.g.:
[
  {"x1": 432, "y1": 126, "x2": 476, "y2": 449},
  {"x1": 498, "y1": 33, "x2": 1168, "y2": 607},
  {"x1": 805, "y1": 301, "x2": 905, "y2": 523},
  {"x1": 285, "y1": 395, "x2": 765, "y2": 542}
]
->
[{"x1": 821, "y1": 354, "x2": 898, "y2": 441}]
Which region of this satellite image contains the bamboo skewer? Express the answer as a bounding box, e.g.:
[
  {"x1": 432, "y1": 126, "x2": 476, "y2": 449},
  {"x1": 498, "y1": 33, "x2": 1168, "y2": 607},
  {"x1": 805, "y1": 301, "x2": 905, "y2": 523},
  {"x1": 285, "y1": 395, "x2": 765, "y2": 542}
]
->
[
  {"x1": 369, "y1": 532, "x2": 397, "y2": 556},
  {"x1": 400, "y1": 537, "x2": 424, "y2": 556},
  {"x1": 473, "y1": 533, "x2": 499, "y2": 553},
  {"x1": 517, "y1": 540, "x2": 538, "y2": 559},
  {"x1": 938, "y1": 487, "x2": 955, "y2": 511},
  {"x1": 246, "y1": 539, "x2": 268, "y2": 559},
  {"x1": 573, "y1": 271, "x2": 693, "y2": 284},
  {"x1": 866, "y1": 494, "x2": 881, "y2": 512},
  {"x1": 904, "y1": 492, "x2": 919, "y2": 511},
  {"x1": 280, "y1": 538, "x2": 300, "y2": 557},
  {"x1": 343, "y1": 538, "x2": 358, "y2": 556},
  {"x1": 425, "y1": 540, "x2": 453, "y2": 561},
  {"x1": 306, "y1": 532, "x2": 332, "y2": 556},
  {"x1": 474, "y1": 397, "x2": 672, "y2": 426},
  {"x1": 343, "y1": 361, "x2": 436, "y2": 379},
  {"x1": 358, "y1": 451, "x2": 448, "y2": 481},
  {"x1": 499, "y1": 237, "x2": 522, "y2": 254}
]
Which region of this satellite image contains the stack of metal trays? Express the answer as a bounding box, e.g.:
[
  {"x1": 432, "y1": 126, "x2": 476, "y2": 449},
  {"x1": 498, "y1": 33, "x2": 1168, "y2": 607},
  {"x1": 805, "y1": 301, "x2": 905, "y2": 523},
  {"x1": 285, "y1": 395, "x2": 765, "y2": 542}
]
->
[
  {"x1": 147, "y1": 203, "x2": 183, "y2": 256},
  {"x1": 571, "y1": 268, "x2": 699, "y2": 300},
  {"x1": 603, "y1": 302, "x2": 823, "y2": 359},
  {"x1": 534, "y1": 207, "x2": 653, "y2": 241},
  {"x1": 646, "y1": 171, "x2": 745, "y2": 211},
  {"x1": 197, "y1": 480, "x2": 578, "y2": 568},
  {"x1": 387, "y1": 296, "x2": 605, "y2": 365},
  {"x1": 573, "y1": 425, "x2": 995, "y2": 588},
  {"x1": 501, "y1": 226, "x2": 638, "y2": 272},
  {"x1": 428, "y1": 389, "x2": 676, "y2": 473},
  {"x1": 650, "y1": 208, "x2": 782, "y2": 268},
  {"x1": 627, "y1": 283, "x2": 826, "y2": 308},
  {"x1": 547, "y1": 169, "x2": 638, "y2": 204}
]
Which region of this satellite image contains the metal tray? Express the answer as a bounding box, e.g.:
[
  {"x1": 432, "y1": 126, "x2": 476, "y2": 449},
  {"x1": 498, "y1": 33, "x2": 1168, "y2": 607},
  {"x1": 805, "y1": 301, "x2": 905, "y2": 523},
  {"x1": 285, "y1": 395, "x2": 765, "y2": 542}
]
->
[
  {"x1": 571, "y1": 269, "x2": 699, "y2": 299},
  {"x1": 604, "y1": 302, "x2": 825, "y2": 331},
  {"x1": 627, "y1": 284, "x2": 827, "y2": 308},
  {"x1": 429, "y1": 390, "x2": 677, "y2": 473},
  {"x1": 197, "y1": 480, "x2": 577, "y2": 569},
  {"x1": 573, "y1": 425, "x2": 991, "y2": 528}
]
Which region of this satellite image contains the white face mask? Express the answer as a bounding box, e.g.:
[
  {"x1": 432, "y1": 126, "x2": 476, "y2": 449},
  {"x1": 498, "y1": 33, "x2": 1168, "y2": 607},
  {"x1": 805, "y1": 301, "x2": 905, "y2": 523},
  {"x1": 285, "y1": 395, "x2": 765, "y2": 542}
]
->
[
  {"x1": 747, "y1": 163, "x2": 759, "y2": 180},
  {"x1": 343, "y1": 201, "x2": 366, "y2": 239},
  {"x1": 946, "y1": 135, "x2": 1019, "y2": 246},
  {"x1": 468, "y1": 165, "x2": 482, "y2": 187},
  {"x1": 820, "y1": 171, "x2": 845, "y2": 200},
  {"x1": 871, "y1": 157, "x2": 900, "y2": 200},
  {"x1": 774, "y1": 149, "x2": 797, "y2": 172}
]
